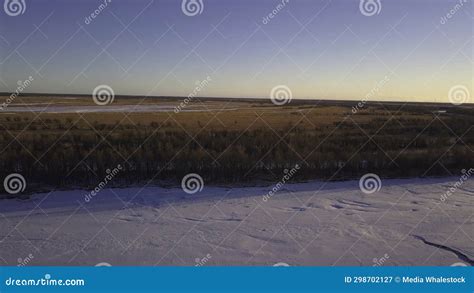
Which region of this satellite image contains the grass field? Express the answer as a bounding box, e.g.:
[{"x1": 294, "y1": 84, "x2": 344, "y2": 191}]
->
[{"x1": 1, "y1": 95, "x2": 473, "y2": 194}]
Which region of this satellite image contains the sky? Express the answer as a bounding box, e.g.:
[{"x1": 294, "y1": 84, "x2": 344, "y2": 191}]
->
[{"x1": 0, "y1": 0, "x2": 472, "y2": 102}]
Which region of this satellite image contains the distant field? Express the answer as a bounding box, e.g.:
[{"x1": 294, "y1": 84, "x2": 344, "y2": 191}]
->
[{"x1": 0, "y1": 95, "x2": 473, "y2": 194}]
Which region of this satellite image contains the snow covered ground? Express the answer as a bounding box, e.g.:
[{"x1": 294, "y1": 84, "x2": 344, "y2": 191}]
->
[{"x1": 0, "y1": 177, "x2": 472, "y2": 266}]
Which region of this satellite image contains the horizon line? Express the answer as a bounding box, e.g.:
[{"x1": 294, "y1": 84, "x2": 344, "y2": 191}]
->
[{"x1": 1, "y1": 92, "x2": 472, "y2": 106}]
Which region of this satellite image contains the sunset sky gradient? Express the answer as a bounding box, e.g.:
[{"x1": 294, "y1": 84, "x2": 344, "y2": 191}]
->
[{"x1": 0, "y1": 0, "x2": 472, "y2": 102}]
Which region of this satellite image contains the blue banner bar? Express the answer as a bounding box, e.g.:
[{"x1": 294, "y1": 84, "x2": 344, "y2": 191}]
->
[{"x1": 0, "y1": 267, "x2": 472, "y2": 292}]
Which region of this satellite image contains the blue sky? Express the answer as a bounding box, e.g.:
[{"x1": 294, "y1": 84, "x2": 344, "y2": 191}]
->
[{"x1": 0, "y1": 0, "x2": 472, "y2": 102}]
